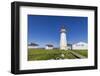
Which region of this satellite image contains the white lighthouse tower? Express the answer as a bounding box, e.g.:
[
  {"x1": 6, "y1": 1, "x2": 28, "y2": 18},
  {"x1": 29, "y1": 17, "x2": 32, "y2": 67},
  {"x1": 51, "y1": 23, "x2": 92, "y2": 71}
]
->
[{"x1": 60, "y1": 26, "x2": 67, "y2": 50}]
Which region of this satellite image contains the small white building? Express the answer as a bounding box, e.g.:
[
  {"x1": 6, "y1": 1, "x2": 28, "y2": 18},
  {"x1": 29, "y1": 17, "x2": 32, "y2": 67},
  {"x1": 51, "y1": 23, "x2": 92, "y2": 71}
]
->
[
  {"x1": 28, "y1": 43, "x2": 39, "y2": 49},
  {"x1": 72, "y1": 42, "x2": 88, "y2": 50},
  {"x1": 45, "y1": 44, "x2": 54, "y2": 50}
]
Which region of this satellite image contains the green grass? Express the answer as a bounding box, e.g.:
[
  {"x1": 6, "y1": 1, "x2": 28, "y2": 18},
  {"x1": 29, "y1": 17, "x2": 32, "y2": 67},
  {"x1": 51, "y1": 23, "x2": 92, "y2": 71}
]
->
[{"x1": 28, "y1": 49, "x2": 88, "y2": 61}]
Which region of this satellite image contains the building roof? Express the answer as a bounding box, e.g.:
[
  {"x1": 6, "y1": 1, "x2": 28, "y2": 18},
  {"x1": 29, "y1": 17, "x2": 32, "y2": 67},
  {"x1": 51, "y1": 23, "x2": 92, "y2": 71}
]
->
[
  {"x1": 73, "y1": 42, "x2": 87, "y2": 46},
  {"x1": 46, "y1": 44, "x2": 53, "y2": 47},
  {"x1": 28, "y1": 42, "x2": 39, "y2": 46}
]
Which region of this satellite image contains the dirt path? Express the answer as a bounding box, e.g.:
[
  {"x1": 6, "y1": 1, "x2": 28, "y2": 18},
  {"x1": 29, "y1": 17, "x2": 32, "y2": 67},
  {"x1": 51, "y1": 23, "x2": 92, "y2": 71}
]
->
[{"x1": 69, "y1": 51, "x2": 86, "y2": 59}]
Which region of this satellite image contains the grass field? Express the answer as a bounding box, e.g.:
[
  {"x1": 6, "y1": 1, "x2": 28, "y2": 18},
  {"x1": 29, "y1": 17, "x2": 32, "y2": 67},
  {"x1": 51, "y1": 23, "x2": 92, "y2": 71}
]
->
[{"x1": 28, "y1": 49, "x2": 88, "y2": 61}]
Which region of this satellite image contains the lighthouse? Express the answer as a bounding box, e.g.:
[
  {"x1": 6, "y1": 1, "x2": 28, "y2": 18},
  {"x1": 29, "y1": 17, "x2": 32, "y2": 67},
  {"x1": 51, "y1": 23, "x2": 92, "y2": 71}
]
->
[{"x1": 60, "y1": 26, "x2": 67, "y2": 50}]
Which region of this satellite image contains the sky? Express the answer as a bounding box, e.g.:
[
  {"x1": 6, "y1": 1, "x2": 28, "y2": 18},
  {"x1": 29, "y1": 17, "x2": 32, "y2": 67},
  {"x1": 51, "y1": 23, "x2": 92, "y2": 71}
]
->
[{"x1": 28, "y1": 15, "x2": 88, "y2": 48}]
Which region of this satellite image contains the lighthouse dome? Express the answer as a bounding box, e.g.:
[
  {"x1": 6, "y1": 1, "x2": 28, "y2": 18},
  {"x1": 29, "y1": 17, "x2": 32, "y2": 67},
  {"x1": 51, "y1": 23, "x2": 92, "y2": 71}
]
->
[{"x1": 60, "y1": 26, "x2": 66, "y2": 33}]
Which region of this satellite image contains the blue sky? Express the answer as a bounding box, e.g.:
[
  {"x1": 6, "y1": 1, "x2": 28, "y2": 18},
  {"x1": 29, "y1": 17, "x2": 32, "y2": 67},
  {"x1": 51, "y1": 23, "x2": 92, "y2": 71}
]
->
[{"x1": 28, "y1": 15, "x2": 88, "y2": 48}]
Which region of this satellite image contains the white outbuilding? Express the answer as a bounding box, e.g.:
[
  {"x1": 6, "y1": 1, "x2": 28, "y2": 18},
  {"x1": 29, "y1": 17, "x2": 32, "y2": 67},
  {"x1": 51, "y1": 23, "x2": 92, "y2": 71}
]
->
[
  {"x1": 45, "y1": 44, "x2": 54, "y2": 50},
  {"x1": 72, "y1": 42, "x2": 88, "y2": 50}
]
